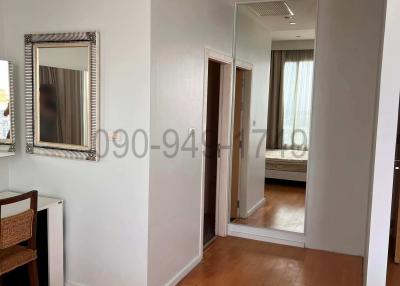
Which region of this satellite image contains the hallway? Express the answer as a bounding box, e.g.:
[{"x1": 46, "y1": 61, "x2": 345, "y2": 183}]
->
[{"x1": 179, "y1": 237, "x2": 362, "y2": 286}]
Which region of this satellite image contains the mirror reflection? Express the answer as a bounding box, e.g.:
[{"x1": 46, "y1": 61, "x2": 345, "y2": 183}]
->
[
  {"x1": 0, "y1": 61, "x2": 11, "y2": 142},
  {"x1": 231, "y1": 1, "x2": 317, "y2": 234},
  {"x1": 35, "y1": 45, "x2": 90, "y2": 149}
]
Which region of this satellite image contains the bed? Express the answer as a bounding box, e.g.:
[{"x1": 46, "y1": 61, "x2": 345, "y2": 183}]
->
[{"x1": 265, "y1": 149, "x2": 308, "y2": 182}]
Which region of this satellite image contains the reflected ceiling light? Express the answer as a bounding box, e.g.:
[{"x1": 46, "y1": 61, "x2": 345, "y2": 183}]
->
[
  {"x1": 247, "y1": 1, "x2": 294, "y2": 17},
  {"x1": 290, "y1": 22, "x2": 296, "y2": 25}
]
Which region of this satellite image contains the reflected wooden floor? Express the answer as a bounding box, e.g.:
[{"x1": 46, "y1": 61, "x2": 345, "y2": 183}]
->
[
  {"x1": 386, "y1": 241, "x2": 400, "y2": 285},
  {"x1": 178, "y1": 237, "x2": 363, "y2": 286},
  {"x1": 387, "y1": 259, "x2": 400, "y2": 286},
  {"x1": 234, "y1": 182, "x2": 306, "y2": 233}
]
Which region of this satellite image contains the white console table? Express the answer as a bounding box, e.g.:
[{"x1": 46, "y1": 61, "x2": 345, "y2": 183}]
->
[{"x1": 0, "y1": 191, "x2": 64, "y2": 286}]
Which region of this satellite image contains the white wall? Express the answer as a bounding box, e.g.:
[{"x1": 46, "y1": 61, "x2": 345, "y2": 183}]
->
[
  {"x1": 148, "y1": 0, "x2": 272, "y2": 284},
  {"x1": 40, "y1": 47, "x2": 89, "y2": 71},
  {"x1": 364, "y1": 0, "x2": 400, "y2": 284},
  {"x1": 1, "y1": 1, "x2": 151, "y2": 286},
  {"x1": 272, "y1": 40, "x2": 315, "y2": 51},
  {"x1": 0, "y1": 158, "x2": 9, "y2": 191},
  {"x1": 0, "y1": 0, "x2": 389, "y2": 285},
  {"x1": 306, "y1": 0, "x2": 385, "y2": 256},
  {"x1": 148, "y1": 1, "x2": 234, "y2": 285},
  {"x1": 235, "y1": 6, "x2": 271, "y2": 215},
  {"x1": 0, "y1": 0, "x2": 3, "y2": 57},
  {"x1": 149, "y1": 1, "x2": 388, "y2": 284}
]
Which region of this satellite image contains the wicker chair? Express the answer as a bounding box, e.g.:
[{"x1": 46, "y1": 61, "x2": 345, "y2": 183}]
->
[{"x1": 0, "y1": 191, "x2": 39, "y2": 286}]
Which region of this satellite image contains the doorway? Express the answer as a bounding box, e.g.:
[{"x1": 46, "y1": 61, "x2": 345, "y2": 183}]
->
[
  {"x1": 386, "y1": 103, "x2": 400, "y2": 285},
  {"x1": 231, "y1": 66, "x2": 252, "y2": 220},
  {"x1": 201, "y1": 50, "x2": 233, "y2": 248},
  {"x1": 203, "y1": 60, "x2": 221, "y2": 246},
  {"x1": 227, "y1": 0, "x2": 318, "y2": 245}
]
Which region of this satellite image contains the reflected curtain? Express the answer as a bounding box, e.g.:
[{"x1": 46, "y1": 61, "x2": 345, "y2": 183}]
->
[
  {"x1": 39, "y1": 66, "x2": 84, "y2": 145},
  {"x1": 267, "y1": 50, "x2": 285, "y2": 149},
  {"x1": 267, "y1": 50, "x2": 314, "y2": 151}
]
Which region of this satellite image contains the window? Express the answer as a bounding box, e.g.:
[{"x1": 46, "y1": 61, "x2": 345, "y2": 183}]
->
[{"x1": 282, "y1": 52, "x2": 314, "y2": 150}]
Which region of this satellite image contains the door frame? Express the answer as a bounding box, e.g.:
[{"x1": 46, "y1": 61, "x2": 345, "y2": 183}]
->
[
  {"x1": 200, "y1": 48, "x2": 233, "y2": 253},
  {"x1": 226, "y1": 55, "x2": 308, "y2": 245},
  {"x1": 224, "y1": 0, "x2": 322, "y2": 247},
  {"x1": 233, "y1": 60, "x2": 254, "y2": 219}
]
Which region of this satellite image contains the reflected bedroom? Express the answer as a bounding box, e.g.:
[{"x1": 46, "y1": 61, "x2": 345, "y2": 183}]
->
[{"x1": 231, "y1": 0, "x2": 316, "y2": 234}]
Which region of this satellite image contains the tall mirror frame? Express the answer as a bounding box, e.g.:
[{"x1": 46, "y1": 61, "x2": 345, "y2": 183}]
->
[
  {"x1": 228, "y1": 1, "x2": 317, "y2": 239},
  {"x1": 0, "y1": 61, "x2": 16, "y2": 154},
  {"x1": 24, "y1": 32, "x2": 99, "y2": 161}
]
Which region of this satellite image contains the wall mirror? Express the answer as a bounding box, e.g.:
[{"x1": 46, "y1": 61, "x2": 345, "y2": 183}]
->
[
  {"x1": 25, "y1": 32, "x2": 99, "y2": 161},
  {"x1": 0, "y1": 60, "x2": 16, "y2": 155},
  {"x1": 230, "y1": 1, "x2": 317, "y2": 235}
]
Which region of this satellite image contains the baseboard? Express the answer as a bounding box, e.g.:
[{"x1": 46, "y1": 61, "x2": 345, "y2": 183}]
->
[
  {"x1": 66, "y1": 281, "x2": 87, "y2": 286},
  {"x1": 246, "y1": 197, "x2": 266, "y2": 218},
  {"x1": 228, "y1": 223, "x2": 305, "y2": 248},
  {"x1": 65, "y1": 255, "x2": 202, "y2": 286},
  {"x1": 165, "y1": 255, "x2": 202, "y2": 286}
]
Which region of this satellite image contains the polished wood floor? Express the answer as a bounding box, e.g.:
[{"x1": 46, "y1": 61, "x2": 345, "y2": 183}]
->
[
  {"x1": 387, "y1": 259, "x2": 400, "y2": 286},
  {"x1": 179, "y1": 237, "x2": 363, "y2": 286},
  {"x1": 386, "y1": 241, "x2": 400, "y2": 285},
  {"x1": 234, "y1": 182, "x2": 306, "y2": 233}
]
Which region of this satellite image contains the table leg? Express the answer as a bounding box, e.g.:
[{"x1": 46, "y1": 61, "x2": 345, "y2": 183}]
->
[{"x1": 47, "y1": 202, "x2": 64, "y2": 286}]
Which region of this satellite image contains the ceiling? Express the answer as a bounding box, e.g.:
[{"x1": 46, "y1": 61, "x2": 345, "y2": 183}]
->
[{"x1": 242, "y1": 0, "x2": 317, "y2": 41}]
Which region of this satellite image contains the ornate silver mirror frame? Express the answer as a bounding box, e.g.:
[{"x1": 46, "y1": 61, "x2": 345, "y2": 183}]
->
[
  {"x1": 0, "y1": 61, "x2": 16, "y2": 154},
  {"x1": 24, "y1": 32, "x2": 99, "y2": 161}
]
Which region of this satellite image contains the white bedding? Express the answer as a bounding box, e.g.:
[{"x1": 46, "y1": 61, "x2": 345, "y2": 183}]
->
[
  {"x1": 265, "y1": 149, "x2": 308, "y2": 181},
  {"x1": 265, "y1": 149, "x2": 308, "y2": 161}
]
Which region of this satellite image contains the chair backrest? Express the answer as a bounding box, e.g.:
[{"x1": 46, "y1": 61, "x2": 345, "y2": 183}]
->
[{"x1": 0, "y1": 191, "x2": 38, "y2": 250}]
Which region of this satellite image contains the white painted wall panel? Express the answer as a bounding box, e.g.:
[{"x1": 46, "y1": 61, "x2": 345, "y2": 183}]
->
[
  {"x1": 272, "y1": 40, "x2": 315, "y2": 51},
  {"x1": 235, "y1": 6, "x2": 271, "y2": 215},
  {"x1": 1, "y1": 0, "x2": 151, "y2": 285},
  {"x1": 150, "y1": 0, "x2": 387, "y2": 284},
  {"x1": 0, "y1": 0, "x2": 3, "y2": 57},
  {"x1": 364, "y1": 0, "x2": 400, "y2": 284},
  {"x1": 148, "y1": 1, "x2": 234, "y2": 285},
  {"x1": 149, "y1": 0, "x2": 270, "y2": 284},
  {"x1": 0, "y1": 160, "x2": 8, "y2": 191},
  {"x1": 305, "y1": 0, "x2": 385, "y2": 256}
]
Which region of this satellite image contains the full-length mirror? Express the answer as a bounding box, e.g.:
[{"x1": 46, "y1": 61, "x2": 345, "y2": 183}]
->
[
  {"x1": 230, "y1": 1, "x2": 317, "y2": 234},
  {"x1": 0, "y1": 60, "x2": 15, "y2": 154},
  {"x1": 25, "y1": 32, "x2": 99, "y2": 161}
]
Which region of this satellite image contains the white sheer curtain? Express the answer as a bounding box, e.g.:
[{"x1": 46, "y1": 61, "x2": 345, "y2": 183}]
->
[{"x1": 282, "y1": 51, "x2": 314, "y2": 150}]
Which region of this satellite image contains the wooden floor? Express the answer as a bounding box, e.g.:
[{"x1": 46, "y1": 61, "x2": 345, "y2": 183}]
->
[
  {"x1": 387, "y1": 259, "x2": 400, "y2": 286},
  {"x1": 234, "y1": 182, "x2": 306, "y2": 233},
  {"x1": 179, "y1": 237, "x2": 363, "y2": 286},
  {"x1": 178, "y1": 237, "x2": 363, "y2": 286},
  {"x1": 386, "y1": 243, "x2": 400, "y2": 286}
]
